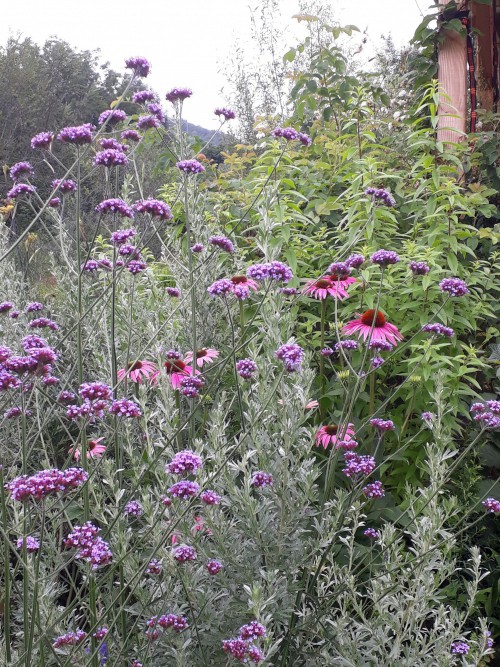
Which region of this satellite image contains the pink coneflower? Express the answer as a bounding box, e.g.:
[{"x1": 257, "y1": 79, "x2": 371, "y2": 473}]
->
[
  {"x1": 184, "y1": 348, "x2": 219, "y2": 368},
  {"x1": 230, "y1": 275, "x2": 258, "y2": 293},
  {"x1": 315, "y1": 423, "x2": 356, "y2": 449},
  {"x1": 117, "y1": 359, "x2": 157, "y2": 384},
  {"x1": 152, "y1": 357, "x2": 197, "y2": 389},
  {"x1": 69, "y1": 437, "x2": 106, "y2": 462},
  {"x1": 342, "y1": 309, "x2": 403, "y2": 346},
  {"x1": 303, "y1": 274, "x2": 355, "y2": 300}
]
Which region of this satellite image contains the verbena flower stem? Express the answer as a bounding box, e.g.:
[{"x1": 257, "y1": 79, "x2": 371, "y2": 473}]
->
[{"x1": 0, "y1": 467, "x2": 12, "y2": 663}]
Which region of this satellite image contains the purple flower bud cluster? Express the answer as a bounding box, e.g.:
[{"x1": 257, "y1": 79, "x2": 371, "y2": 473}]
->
[
  {"x1": 177, "y1": 159, "x2": 205, "y2": 174},
  {"x1": 365, "y1": 187, "x2": 396, "y2": 207},
  {"x1": 371, "y1": 249, "x2": 400, "y2": 266},
  {"x1": 208, "y1": 235, "x2": 235, "y2": 253},
  {"x1": 157, "y1": 614, "x2": 188, "y2": 632},
  {"x1": 122, "y1": 129, "x2": 141, "y2": 142},
  {"x1": 409, "y1": 261, "x2": 430, "y2": 275},
  {"x1": 96, "y1": 199, "x2": 134, "y2": 218},
  {"x1": 191, "y1": 242, "x2": 204, "y2": 253},
  {"x1": 201, "y1": 489, "x2": 221, "y2": 505},
  {"x1": 251, "y1": 471, "x2": 273, "y2": 488},
  {"x1": 280, "y1": 287, "x2": 298, "y2": 295},
  {"x1": 134, "y1": 198, "x2": 173, "y2": 220},
  {"x1": 133, "y1": 90, "x2": 157, "y2": 104},
  {"x1": 272, "y1": 126, "x2": 298, "y2": 140},
  {"x1": 236, "y1": 358, "x2": 257, "y2": 379},
  {"x1": 125, "y1": 56, "x2": 151, "y2": 78},
  {"x1": 93, "y1": 149, "x2": 128, "y2": 168},
  {"x1": 168, "y1": 480, "x2": 200, "y2": 499},
  {"x1": 98, "y1": 109, "x2": 127, "y2": 126},
  {"x1": 64, "y1": 522, "x2": 112, "y2": 569},
  {"x1": 7, "y1": 183, "x2": 36, "y2": 199},
  {"x1": 124, "y1": 500, "x2": 143, "y2": 517},
  {"x1": 147, "y1": 103, "x2": 165, "y2": 123},
  {"x1": 215, "y1": 107, "x2": 236, "y2": 120},
  {"x1": 118, "y1": 244, "x2": 140, "y2": 258},
  {"x1": 222, "y1": 621, "x2": 266, "y2": 663},
  {"x1": 52, "y1": 179, "x2": 77, "y2": 195},
  {"x1": 439, "y1": 277, "x2": 469, "y2": 297},
  {"x1": 166, "y1": 450, "x2": 203, "y2": 475},
  {"x1": 342, "y1": 452, "x2": 376, "y2": 478},
  {"x1": 137, "y1": 115, "x2": 160, "y2": 130},
  {"x1": 29, "y1": 316, "x2": 59, "y2": 330},
  {"x1": 53, "y1": 629, "x2": 87, "y2": 648},
  {"x1": 49, "y1": 197, "x2": 61, "y2": 207},
  {"x1": 482, "y1": 498, "x2": 500, "y2": 514},
  {"x1": 57, "y1": 124, "x2": 94, "y2": 145},
  {"x1": 451, "y1": 641, "x2": 469, "y2": 655},
  {"x1": 16, "y1": 535, "x2": 40, "y2": 552},
  {"x1": 275, "y1": 343, "x2": 305, "y2": 372},
  {"x1": 208, "y1": 279, "x2": 233, "y2": 297},
  {"x1": 166, "y1": 286, "x2": 180, "y2": 297},
  {"x1": 146, "y1": 559, "x2": 162, "y2": 574},
  {"x1": 369, "y1": 418, "x2": 395, "y2": 431},
  {"x1": 247, "y1": 261, "x2": 294, "y2": 283},
  {"x1": 206, "y1": 559, "x2": 223, "y2": 574},
  {"x1": 328, "y1": 262, "x2": 351, "y2": 277},
  {"x1": 470, "y1": 401, "x2": 500, "y2": 429},
  {"x1": 10, "y1": 161, "x2": 34, "y2": 181},
  {"x1": 80, "y1": 382, "x2": 112, "y2": 401},
  {"x1": 173, "y1": 544, "x2": 197, "y2": 563},
  {"x1": 127, "y1": 260, "x2": 148, "y2": 275},
  {"x1": 6, "y1": 468, "x2": 88, "y2": 501},
  {"x1": 422, "y1": 323, "x2": 454, "y2": 337},
  {"x1": 180, "y1": 375, "x2": 205, "y2": 398},
  {"x1": 58, "y1": 390, "x2": 76, "y2": 404},
  {"x1": 100, "y1": 141, "x2": 127, "y2": 155},
  {"x1": 421, "y1": 411, "x2": 435, "y2": 423},
  {"x1": 165, "y1": 88, "x2": 192, "y2": 103},
  {"x1": 5, "y1": 406, "x2": 23, "y2": 419},
  {"x1": 362, "y1": 481, "x2": 385, "y2": 498},
  {"x1": 0, "y1": 370, "x2": 21, "y2": 391},
  {"x1": 321, "y1": 347, "x2": 333, "y2": 357},
  {"x1": 109, "y1": 398, "x2": 142, "y2": 418},
  {"x1": 93, "y1": 627, "x2": 108, "y2": 640},
  {"x1": 346, "y1": 254, "x2": 365, "y2": 269},
  {"x1": 333, "y1": 340, "x2": 359, "y2": 353},
  {"x1": 364, "y1": 528, "x2": 380, "y2": 540},
  {"x1": 0, "y1": 302, "x2": 14, "y2": 314},
  {"x1": 369, "y1": 340, "x2": 393, "y2": 351},
  {"x1": 31, "y1": 131, "x2": 54, "y2": 150},
  {"x1": 111, "y1": 229, "x2": 137, "y2": 244}
]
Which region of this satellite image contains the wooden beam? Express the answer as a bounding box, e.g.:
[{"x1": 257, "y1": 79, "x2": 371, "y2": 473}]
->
[
  {"x1": 472, "y1": 1, "x2": 495, "y2": 111},
  {"x1": 437, "y1": 0, "x2": 468, "y2": 144}
]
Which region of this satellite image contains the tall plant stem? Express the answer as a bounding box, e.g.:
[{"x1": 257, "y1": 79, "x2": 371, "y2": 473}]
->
[
  {"x1": 319, "y1": 299, "x2": 327, "y2": 418},
  {"x1": 0, "y1": 467, "x2": 12, "y2": 663},
  {"x1": 183, "y1": 178, "x2": 197, "y2": 438}
]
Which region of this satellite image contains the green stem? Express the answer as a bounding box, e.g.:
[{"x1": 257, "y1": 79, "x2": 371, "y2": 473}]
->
[
  {"x1": 175, "y1": 391, "x2": 183, "y2": 451},
  {"x1": 319, "y1": 299, "x2": 327, "y2": 418},
  {"x1": 0, "y1": 467, "x2": 12, "y2": 663}
]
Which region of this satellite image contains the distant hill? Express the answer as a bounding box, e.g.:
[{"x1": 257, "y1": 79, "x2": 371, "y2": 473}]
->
[{"x1": 181, "y1": 119, "x2": 228, "y2": 146}]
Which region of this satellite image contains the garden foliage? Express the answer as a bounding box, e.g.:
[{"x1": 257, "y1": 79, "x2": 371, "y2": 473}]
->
[{"x1": 0, "y1": 19, "x2": 499, "y2": 667}]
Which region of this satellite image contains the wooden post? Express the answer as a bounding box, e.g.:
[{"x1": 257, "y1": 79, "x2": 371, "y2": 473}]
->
[
  {"x1": 437, "y1": 0, "x2": 468, "y2": 144},
  {"x1": 472, "y1": 1, "x2": 495, "y2": 111}
]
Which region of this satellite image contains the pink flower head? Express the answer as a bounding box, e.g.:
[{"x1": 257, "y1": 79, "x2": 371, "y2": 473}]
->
[
  {"x1": 184, "y1": 348, "x2": 219, "y2": 368},
  {"x1": 303, "y1": 274, "x2": 355, "y2": 300},
  {"x1": 342, "y1": 309, "x2": 403, "y2": 346},
  {"x1": 117, "y1": 359, "x2": 157, "y2": 384},
  {"x1": 151, "y1": 356, "x2": 197, "y2": 389},
  {"x1": 70, "y1": 437, "x2": 106, "y2": 462},
  {"x1": 315, "y1": 423, "x2": 356, "y2": 449}
]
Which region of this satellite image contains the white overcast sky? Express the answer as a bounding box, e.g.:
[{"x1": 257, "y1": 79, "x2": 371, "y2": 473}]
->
[{"x1": 1, "y1": 0, "x2": 426, "y2": 128}]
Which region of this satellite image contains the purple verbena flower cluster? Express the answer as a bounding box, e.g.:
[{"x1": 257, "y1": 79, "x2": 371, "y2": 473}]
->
[
  {"x1": 180, "y1": 375, "x2": 205, "y2": 398},
  {"x1": 208, "y1": 235, "x2": 235, "y2": 253},
  {"x1": 96, "y1": 199, "x2": 134, "y2": 218},
  {"x1": 365, "y1": 187, "x2": 396, "y2": 207},
  {"x1": 364, "y1": 528, "x2": 380, "y2": 540},
  {"x1": 206, "y1": 559, "x2": 223, "y2": 574},
  {"x1": 222, "y1": 621, "x2": 266, "y2": 664},
  {"x1": 31, "y1": 131, "x2": 54, "y2": 150},
  {"x1": 451, "y1": 641, "x2": 469, "y2": 655},
  {"x1": 6, "y1": 468, "x2": 88, "y2": 501},
  {"x1": 168, "y1": 480, "x2": 200, "y2": 499},
  {"x1": 64, "y1": 522, "x2": 112, "y2": 569},
  {"x1": 371, "y1": 249, "x2": 400, "y2": 266},
  {"x1": 422, "y1": 323, "x2": 454, "y2": 337},
  {"x1": 482, "y1": 498, "x2": 500, "y2": 514},
  {"x1": 57, "y1": 124, "x2": 94, "y2": 145},
  {"x1": 200, "y1": 489, "x2": 221, "y2": 505},
  {"x1": 124, "y1": 500, "x2": 143, "y2": 517},
  {"x1": 275, "y1": 343, "x2": 305, "y2": 372},
  {"x1": 369, "y1": 418, "x2": 395, "y2": 431},
  {"x1": 125, "y1": 56, "x2": 151, "y2": 77},
  {"x1": 10, "y1": 161, "x2": 34, "y2": 181},
  {"x1": 93, "y1": 149, "x2": 128, "y2": 168},
  {"x1": 165, "y1": 88, "x2": 192, "y2": 103},
  {"x1": 166, "y1": 450, "x2": 203, "y2": 475},
  {"x1": 16, "y1": 535, "x2": 40, "y2": 552},
  {"x1": 362, "y1": 481, "x2": 385, "y2": 498},
  {"x1": 173, "y1": 544, "x2": 197, "y2": 563},
  {"x1": 409, "y1": 261, "x2": 430, "y2": 275},
  {"x1": 439, "y1": 277, "x2": 469, "y2": 297},
  {"x1": 342, "y1": 452, "x2": 376, "y2": 478},
  {"x1": 109, "y1": 398, "x2": 142, "y2": 418},
  {"x1": 98, "y1": 109, "x2": 127, "y2": 126},
  {"x1": 7, "y1": 183, "x2": 36, "y2": 199},
  {"x1": 215, "y1": 107, "x2": 236, "y2": 120},
  {"x1": 251, "y1": 471, "x2": 273, "y2": 488},
  {"x1": 134, "y1": 198, "x2": 173, "y2": 220},
  {"x1": 236, "y1": 358, "x2": 257, "y2": 379},
  {"x1": 177, "y1": 159, "x2": 205, "y2": 174},
  {"x1": 53, "y1": 630, "x2": 87, "y2": 648}
]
